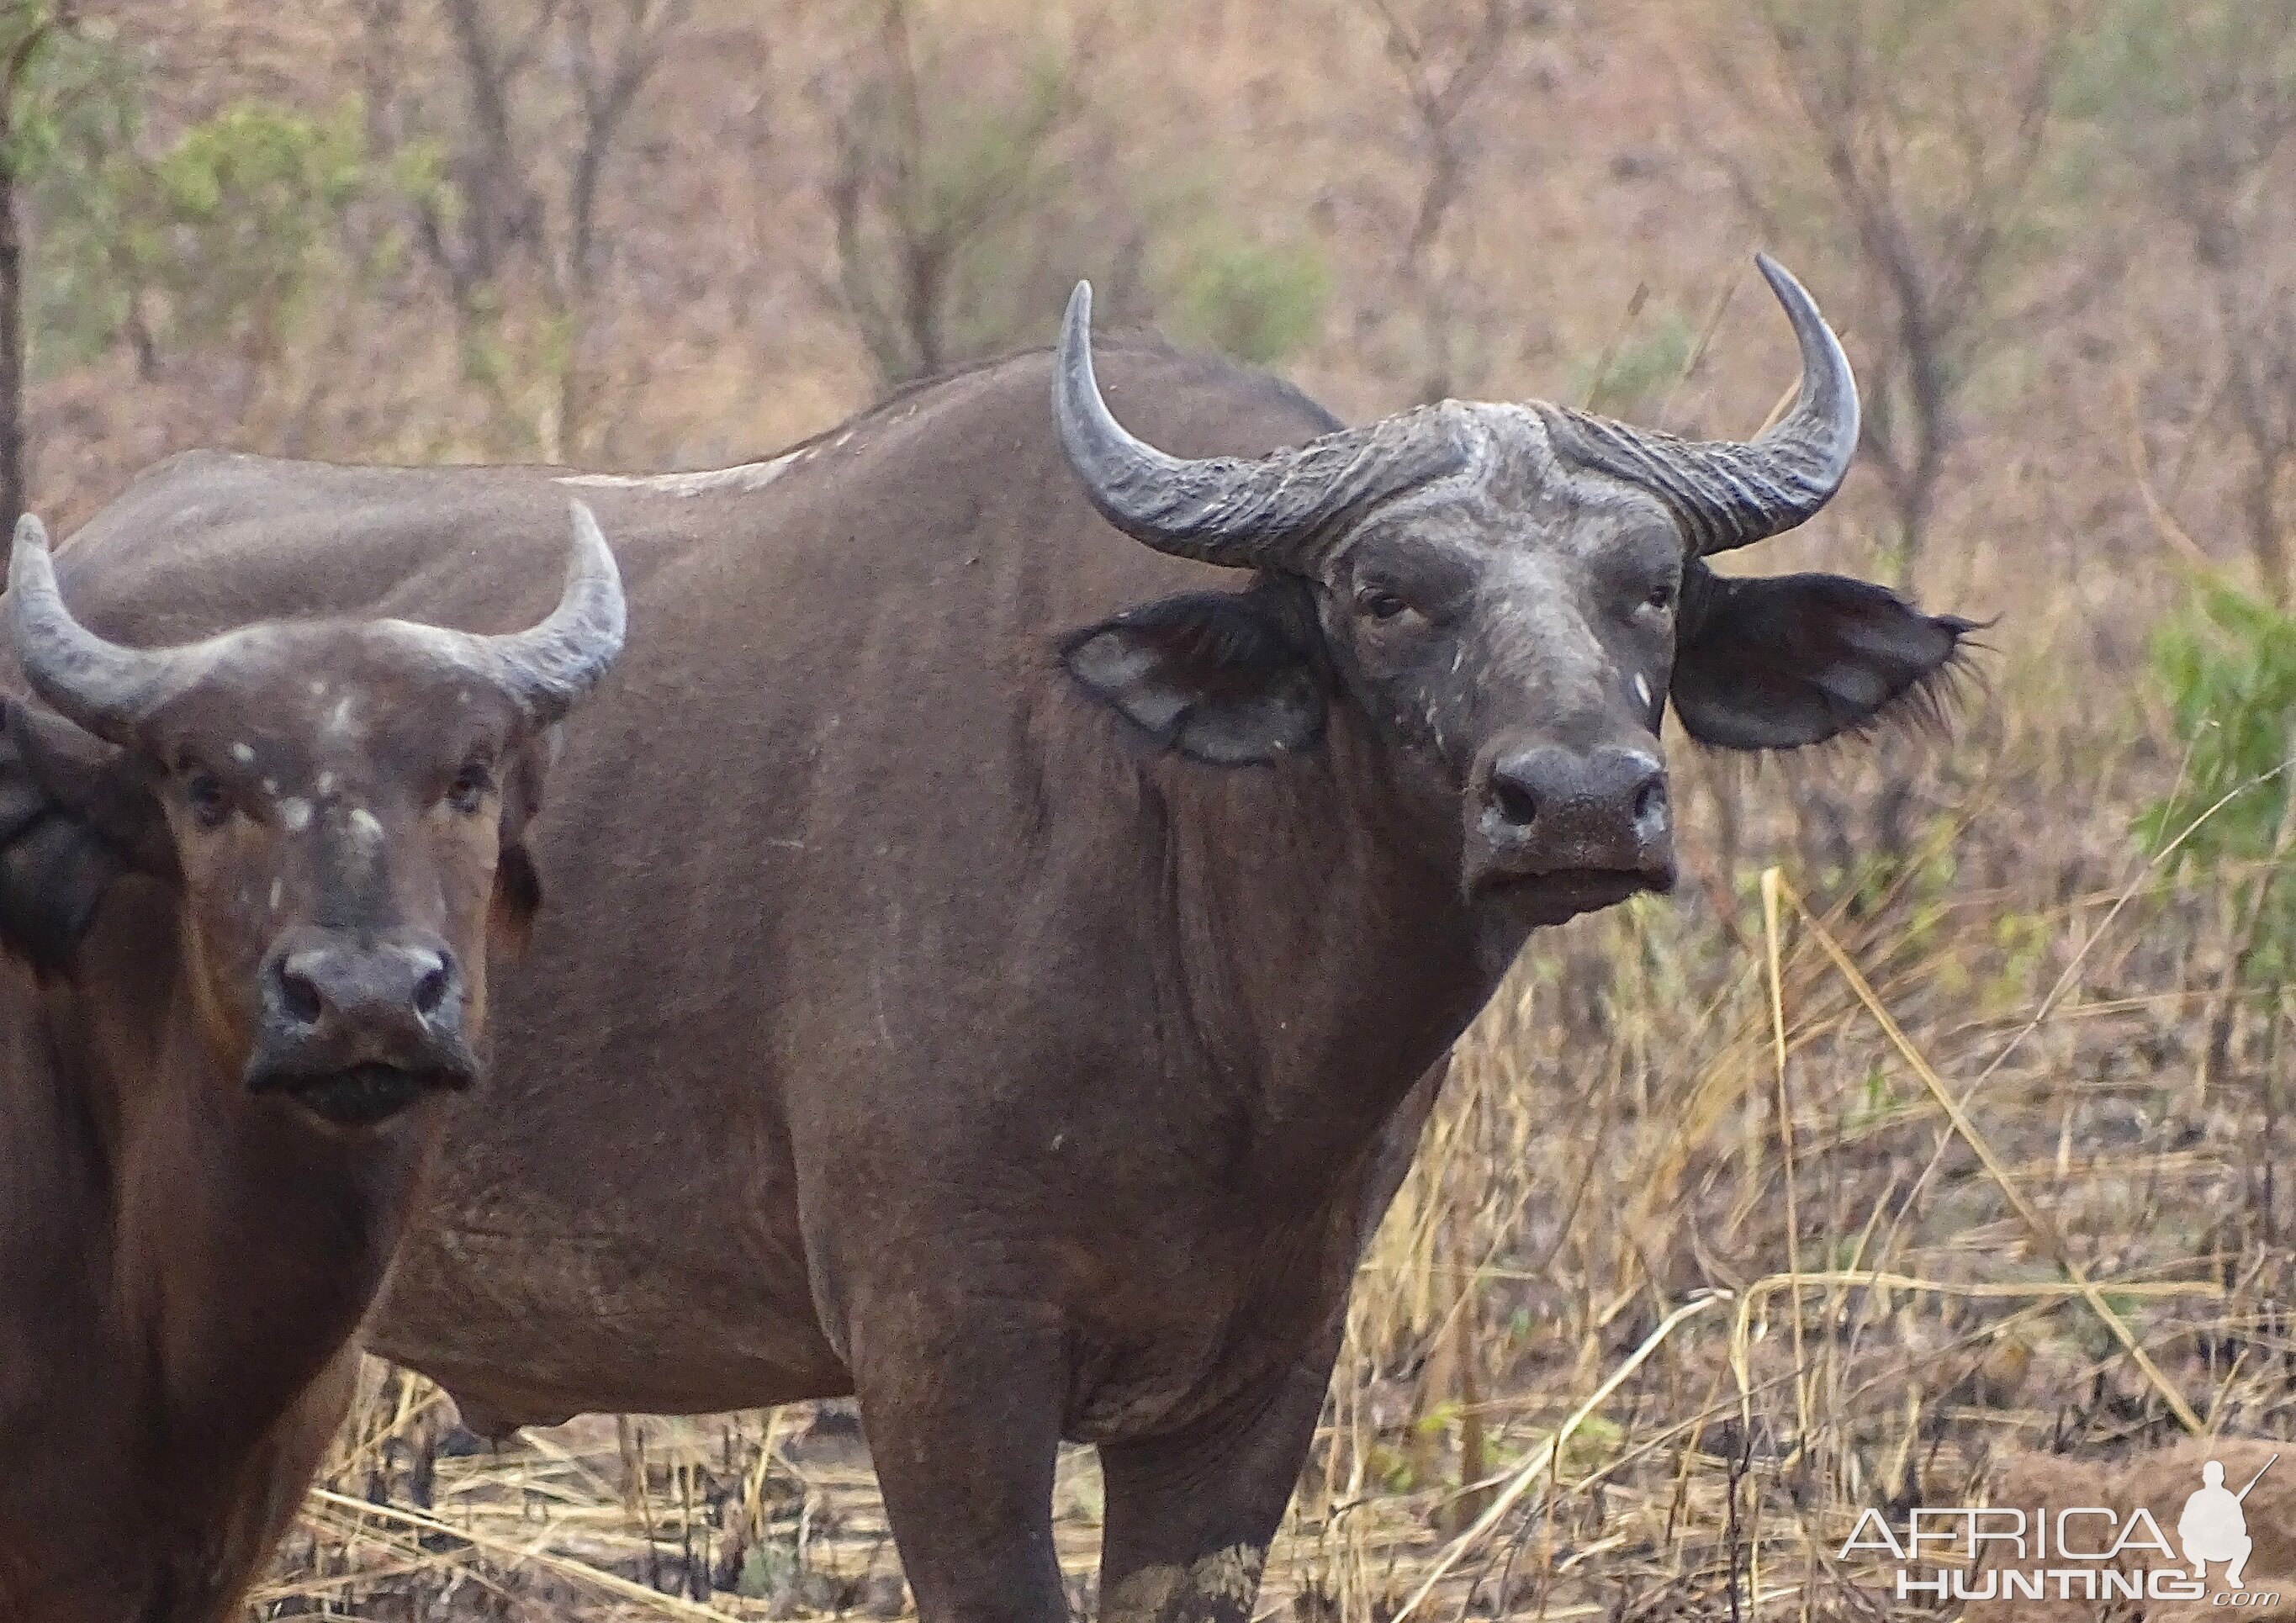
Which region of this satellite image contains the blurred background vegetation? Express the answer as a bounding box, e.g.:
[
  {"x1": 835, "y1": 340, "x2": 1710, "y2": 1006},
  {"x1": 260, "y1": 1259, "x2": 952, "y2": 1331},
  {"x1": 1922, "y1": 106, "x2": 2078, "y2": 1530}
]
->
[{"x1": 11, "y1": 0, "x2": 2296, "y2": 1616}]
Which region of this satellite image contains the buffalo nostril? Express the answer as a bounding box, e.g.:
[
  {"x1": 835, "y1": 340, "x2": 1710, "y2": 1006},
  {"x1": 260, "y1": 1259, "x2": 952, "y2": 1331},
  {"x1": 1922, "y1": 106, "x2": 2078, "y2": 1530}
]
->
[
  {"x1": 413, "y1": 958, "x2": 451, "y2": 1017},
  {"x1": 1634, "y1": 779, "x2": 1667, "y2": 823},
  {"x1": 278, "y1": 965, "x2": 324, "y2": 1026},
  {"x1": 1490, "y1": 774, "x2": 1539, "y2": 828}
]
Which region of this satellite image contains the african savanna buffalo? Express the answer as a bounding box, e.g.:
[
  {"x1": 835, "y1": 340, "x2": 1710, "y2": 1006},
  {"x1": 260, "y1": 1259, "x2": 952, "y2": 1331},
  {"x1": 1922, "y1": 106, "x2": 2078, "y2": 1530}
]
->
[
  {"x1": 37, "y1": 256, "x2": 1963, "y2": 1621},
  {"x1": 0, "y1": 504, "x2": 623, "y2": 1621}
]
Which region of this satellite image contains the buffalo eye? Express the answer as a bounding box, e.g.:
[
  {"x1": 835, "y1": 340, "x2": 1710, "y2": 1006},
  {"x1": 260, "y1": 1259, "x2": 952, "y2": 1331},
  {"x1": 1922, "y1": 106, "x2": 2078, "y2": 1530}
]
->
[
  {"x1": 445, "y1": 760, "x2": 495, "y2": 815},
  {"x1": 1355, "y1": 586, "x2": 1411, "y2": 623},
  {"x1": 183, "y1": 768, "x2": 230, "y2": 829},
  {"x1": 1643, "y1": 579, "x2": 1677, "y2": 613}
]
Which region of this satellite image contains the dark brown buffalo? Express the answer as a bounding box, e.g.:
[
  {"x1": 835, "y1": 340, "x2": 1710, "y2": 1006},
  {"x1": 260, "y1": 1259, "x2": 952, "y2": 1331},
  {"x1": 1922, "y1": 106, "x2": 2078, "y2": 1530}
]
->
[
  {"x1": 23, "y1": 259, "x2": 1965, "y2": 1621},
  {"x1": 0, "y1": 505, "x2": 622, "y2": 1621}
]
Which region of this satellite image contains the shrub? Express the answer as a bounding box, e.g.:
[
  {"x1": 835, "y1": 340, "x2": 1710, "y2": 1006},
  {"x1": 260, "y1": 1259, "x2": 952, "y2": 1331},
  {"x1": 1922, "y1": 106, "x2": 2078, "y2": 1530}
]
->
[{"x1": 1162, "y1": 230, "x2": 1329, "y2": 366}]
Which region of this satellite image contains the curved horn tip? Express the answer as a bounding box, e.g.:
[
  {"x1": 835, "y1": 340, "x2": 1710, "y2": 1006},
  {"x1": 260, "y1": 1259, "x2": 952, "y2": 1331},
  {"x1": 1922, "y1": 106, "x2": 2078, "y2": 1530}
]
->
[
  {"x1": 1751, "y1": 250, "x2": 1860, "y2": 476},
  {"x1": 1054, "y1": 277, "x2": 1133, "y2": 471},
  {"x1": 559, "y1": 499, "x2": 627, "y2": 649},
  {"x1": 8, "y1": 512, "x2": 52, "y2": 595},
  {"x1": 1750, "y1": 252, "x2": 1852, "y2": 383},
  {"x1": 565, "y1": 500, "x2": 615, "y2": 574},
  {"x1": 6, "y1": 508, "x2": 188, "y2": 746},
  {"x1": 1057, "y1": 282, "x2": 1098, "y2": 387},
  {"x1": 1752, "y1": 251, "x2": 1812, "y2": 309}
]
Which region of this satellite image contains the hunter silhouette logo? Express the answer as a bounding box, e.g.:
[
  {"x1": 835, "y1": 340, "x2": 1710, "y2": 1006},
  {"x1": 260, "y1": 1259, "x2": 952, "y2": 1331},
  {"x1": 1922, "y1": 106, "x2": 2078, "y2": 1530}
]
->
[
  {"x1": 2182, "y1": 1456, "x2": 2275, "y2": 1591},
  {"x1": 1842, "y1": 1451, "x2": 2284, "y2": 1607}
]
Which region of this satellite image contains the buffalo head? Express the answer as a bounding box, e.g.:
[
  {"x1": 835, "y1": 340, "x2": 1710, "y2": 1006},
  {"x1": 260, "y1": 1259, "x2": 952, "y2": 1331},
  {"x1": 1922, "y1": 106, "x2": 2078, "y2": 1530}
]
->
[
  {"x1": 1055, "y1": 256, "x2": 1969, "y2": 931},
  {"x1": 4, "y1": 502, "x2": 625, "y2": 1127}
]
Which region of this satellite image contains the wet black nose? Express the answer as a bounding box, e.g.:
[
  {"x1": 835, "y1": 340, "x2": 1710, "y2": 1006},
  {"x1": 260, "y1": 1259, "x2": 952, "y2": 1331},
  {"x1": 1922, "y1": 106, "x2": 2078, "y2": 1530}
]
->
[
  {"x1": 270, "y1": 939, "x2": 458, "y2": 1034},
  {"x1": 249, "y1": 931, "x2": 475, "y2": 1126},
  {"x1": 1481, "y1": 743, "x2": 1671, "y2": 875}
]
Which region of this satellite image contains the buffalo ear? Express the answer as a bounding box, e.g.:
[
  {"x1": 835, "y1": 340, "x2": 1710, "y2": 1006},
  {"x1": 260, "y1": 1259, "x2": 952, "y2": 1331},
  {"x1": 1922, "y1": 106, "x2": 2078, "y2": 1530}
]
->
[
  {"x1": 0, "y1": 698, "x2": 172, "y2": 975},
  {"x1": 489, "y1": 727, "x2": 557, "y2": 953},
  {"x1": 1670, "y1": 563, "x2": 1974, "y2": 750},
  {"x1": 10, "y1": 700, "x2": 172, "y2": 863},
  {"x1": 1061, "y1": 588, "x2": 1325, "y2": 764}
]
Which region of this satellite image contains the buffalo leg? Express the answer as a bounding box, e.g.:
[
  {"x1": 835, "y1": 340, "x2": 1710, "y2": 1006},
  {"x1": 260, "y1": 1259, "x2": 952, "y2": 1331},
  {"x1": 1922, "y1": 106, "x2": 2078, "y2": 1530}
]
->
[
  {"x1": 854, "y1": 1303, "x2": 1071, "y2": 1622},
  {"x1": 1095, "y1": 1351, "x2": 1336, "y2": 1623}
]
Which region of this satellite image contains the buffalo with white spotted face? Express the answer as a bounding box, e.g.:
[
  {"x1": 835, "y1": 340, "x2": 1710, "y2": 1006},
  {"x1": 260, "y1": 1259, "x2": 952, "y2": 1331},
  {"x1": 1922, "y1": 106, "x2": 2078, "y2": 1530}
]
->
[
  {"x1": 6, "y1": 505, "x2": 621, "y2": 1128},
  {"x1": 0, "y1": 505, "x2": 622, "y2": 1620}
]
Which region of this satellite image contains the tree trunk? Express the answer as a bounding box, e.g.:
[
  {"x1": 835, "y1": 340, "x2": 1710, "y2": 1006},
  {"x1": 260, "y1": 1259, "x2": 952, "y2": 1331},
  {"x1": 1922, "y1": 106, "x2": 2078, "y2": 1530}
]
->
[
  {"x1": 0, "y1": 6, "x2": 56, "y2": 538},
  {"x1": 0, "y1": 34, "x2": 28, "y2": 537}
]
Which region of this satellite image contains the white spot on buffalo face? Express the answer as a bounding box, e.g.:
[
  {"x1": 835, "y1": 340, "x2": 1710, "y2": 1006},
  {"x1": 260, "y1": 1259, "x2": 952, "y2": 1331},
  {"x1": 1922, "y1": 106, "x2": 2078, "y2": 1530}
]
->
[
  {"x1": 327, "y1": 696, "x2": 356, "y2": 735},
  {"x1": 230, "y1": 742, "x2": 255, "y2": 764},
  {"x1": 279, "y1": 798, "x2": 313, "y2": 833},
  {"x1": 316, "y1": 772, "x2": 336, "y2": 796},
  {"x1": 348, "y1": 807, "x2": 384, "y2": 844},
  {"x1": 309, "y1": 679, "x2": 329, "y2": 698},
  {"x1": 268, "y1": 878, "x2": 282, "y2": 912},
  {"x1": 1634, "y1": 673, "x2": 1653, "y2": 707}
]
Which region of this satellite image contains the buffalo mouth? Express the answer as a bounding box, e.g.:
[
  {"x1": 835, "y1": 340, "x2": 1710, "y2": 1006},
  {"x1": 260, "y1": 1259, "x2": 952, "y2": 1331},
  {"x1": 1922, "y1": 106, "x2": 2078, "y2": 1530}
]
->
[
  {"x1": 1473, "y1": 864, "x2": 1673, "y2": 928},
  {"x1": 249, "y1": 1061, "x2": 470, "y2": 1129}
]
